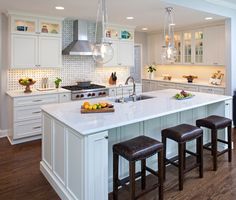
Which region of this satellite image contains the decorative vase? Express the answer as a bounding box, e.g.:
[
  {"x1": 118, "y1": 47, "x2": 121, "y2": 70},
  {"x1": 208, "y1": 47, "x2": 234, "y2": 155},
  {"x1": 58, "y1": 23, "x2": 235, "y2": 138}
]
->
[{"x1": 149, "y1": 73, "x2": 154, "y2": 80}]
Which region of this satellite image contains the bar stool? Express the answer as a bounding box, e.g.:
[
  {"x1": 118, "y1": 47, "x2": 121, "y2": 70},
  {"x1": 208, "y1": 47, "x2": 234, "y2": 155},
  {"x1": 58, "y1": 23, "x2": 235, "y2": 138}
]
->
[
  {"x1": 161, "y1": 124, "x2": 203, "y2": 191},
  {"x1": 196, "y1": 115, "x2": 232, "y2": 171},
  {"x1": 113, "y1": 136, "x2": 164, "y2": 200}
]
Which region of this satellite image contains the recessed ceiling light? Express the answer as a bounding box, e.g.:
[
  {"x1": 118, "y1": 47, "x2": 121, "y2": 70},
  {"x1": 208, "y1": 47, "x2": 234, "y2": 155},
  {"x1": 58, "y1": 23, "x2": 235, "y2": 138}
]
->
[
  {"x1": 205, "y1": 17, "x2": 213, "y2": 20},
  {"x1": 55, "y1": 6, "x2": 64, "y2": 10},
  {"x1": 142, "y1": 28, "x2": 148, "y2": 31},
  {"x1": 126, "y1": 17, "x2": 134, "y2": 20},
  {"x1": 169, "y1": 23, "x2": 176, "y2": 26}
]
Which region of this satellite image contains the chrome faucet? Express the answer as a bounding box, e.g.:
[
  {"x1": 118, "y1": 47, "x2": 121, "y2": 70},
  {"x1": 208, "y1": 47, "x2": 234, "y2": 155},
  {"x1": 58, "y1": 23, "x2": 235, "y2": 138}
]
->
[{"x1": 125, "y1": 76, "x2": 136, "y2": 101}]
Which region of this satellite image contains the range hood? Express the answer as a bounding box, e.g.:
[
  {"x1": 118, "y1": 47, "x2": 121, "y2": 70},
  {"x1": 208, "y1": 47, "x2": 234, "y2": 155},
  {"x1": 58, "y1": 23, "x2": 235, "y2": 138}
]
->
[{"x1": 62, "y1": 20, "x2": 93, "y2": 56}]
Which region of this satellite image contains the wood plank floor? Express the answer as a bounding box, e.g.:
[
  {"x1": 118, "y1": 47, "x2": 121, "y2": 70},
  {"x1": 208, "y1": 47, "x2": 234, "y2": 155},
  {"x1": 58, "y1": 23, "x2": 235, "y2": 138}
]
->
[{"x1": 0, "y1": 129, "x2": 236, "y2": 200}]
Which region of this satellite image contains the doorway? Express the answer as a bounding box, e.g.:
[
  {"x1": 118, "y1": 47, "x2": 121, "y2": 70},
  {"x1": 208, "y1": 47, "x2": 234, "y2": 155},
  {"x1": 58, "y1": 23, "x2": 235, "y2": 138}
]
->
[{"x1": 130, "y1": 44, "x2": 142, "y2": 83}]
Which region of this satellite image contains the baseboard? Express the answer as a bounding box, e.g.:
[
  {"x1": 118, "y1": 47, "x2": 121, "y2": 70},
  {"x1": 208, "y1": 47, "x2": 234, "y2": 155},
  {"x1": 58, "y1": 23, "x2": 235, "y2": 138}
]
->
[
  {"x1": 7, "y1": 135, "x2": 42, "y2": 145},
  {"x1": 0, "y1": 129, "x2": 8, "y2": 138},
  {"x1": 40, "y1": 161, "x2": 74, "y2": 200}
]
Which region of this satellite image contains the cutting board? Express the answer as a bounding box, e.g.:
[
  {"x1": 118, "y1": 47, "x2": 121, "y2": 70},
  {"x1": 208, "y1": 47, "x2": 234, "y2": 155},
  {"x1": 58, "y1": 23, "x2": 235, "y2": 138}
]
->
[{"x1": 80, "y1": 106, "x2": 115, "y2": 114}]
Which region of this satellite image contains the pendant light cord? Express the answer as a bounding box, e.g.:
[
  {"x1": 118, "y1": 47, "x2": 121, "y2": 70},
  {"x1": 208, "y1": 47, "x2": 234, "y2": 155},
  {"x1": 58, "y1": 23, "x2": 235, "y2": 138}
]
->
[{"x1": 95, "y1": 0, "x2": 101, "y2": 44}]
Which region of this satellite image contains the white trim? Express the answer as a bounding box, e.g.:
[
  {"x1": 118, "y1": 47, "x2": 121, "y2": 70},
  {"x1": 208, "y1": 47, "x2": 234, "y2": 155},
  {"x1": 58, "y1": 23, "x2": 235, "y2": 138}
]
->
[
  {"x1": 7, "y1": 135, "x2": 42, "y2": 145},
  {"x1": 0, "y1": 129, "x2": 8, "y2": 138},
  {"x1": 40, "y1": 161, "x2": 74, "y2": 200}
]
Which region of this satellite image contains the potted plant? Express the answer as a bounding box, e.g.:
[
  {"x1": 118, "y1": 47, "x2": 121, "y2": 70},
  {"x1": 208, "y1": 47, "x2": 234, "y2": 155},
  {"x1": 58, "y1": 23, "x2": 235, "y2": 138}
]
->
[
  {"x1": 147, "y1": 64, "x2": 157, "y2": 79},
  {"x1": 54, "y1": 77, "x2": 62, "y2": 88}
]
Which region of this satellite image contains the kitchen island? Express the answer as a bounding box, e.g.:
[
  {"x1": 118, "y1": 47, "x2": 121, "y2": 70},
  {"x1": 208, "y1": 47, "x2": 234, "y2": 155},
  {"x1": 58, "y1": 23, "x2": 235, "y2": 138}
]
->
[{"x1": 40, "y1": 89, "x2": 232, "y2": 200}]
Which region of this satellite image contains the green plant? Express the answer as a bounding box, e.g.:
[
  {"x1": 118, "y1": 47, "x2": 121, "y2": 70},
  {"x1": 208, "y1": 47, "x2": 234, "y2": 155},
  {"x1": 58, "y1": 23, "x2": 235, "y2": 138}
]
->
[
  {"x1": 147, "y1": 65, "x2": 157, "y2": 73},
  {"x1": 54, "y1": 77, "x2": 62, "y2": 88}
]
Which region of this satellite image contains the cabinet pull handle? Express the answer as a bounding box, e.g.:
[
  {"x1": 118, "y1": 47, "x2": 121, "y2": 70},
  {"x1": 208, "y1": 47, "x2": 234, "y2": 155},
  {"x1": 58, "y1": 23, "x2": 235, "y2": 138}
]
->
[
  {"x1": 226, "y1": 103, "x2": 229, "y2": 106},
  {"x1": 32, "y1": 100, "x2": 43, "y2": 102},
  {"x1": 32, "y1": 111, "x2": 41, "y2": 114},
  {"x1": 33, "y1": 126, "x2": 41, "y2": 129},
  {"x1": 104, "y1": 136, "x2": 109, "y2": 139}
]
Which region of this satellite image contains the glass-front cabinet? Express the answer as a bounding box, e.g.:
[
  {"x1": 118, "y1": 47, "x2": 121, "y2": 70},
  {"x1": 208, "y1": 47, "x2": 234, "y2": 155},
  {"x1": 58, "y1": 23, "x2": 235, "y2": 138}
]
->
[
  {"x1": 11, "y1": 16, "x2": 62, "y2": 36},
  {"x1": 183, "y1": 32, "x2": 192, "y2": 64},
  {"x1": 174, "y1": 33, "x2": 182, "y2": 63},
  {"x1": 12, "y1": 16, "x2": 38, "y2": 34},
  {"x1": 194, "y1": 31, "x2": 204, "y2": 64}
]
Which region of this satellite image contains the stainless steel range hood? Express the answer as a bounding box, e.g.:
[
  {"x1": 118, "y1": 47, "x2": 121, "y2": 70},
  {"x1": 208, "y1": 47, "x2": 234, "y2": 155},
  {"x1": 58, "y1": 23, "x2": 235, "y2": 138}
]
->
[{"x1": 62, "y1": 20, "x2": 93, "y2": 56}]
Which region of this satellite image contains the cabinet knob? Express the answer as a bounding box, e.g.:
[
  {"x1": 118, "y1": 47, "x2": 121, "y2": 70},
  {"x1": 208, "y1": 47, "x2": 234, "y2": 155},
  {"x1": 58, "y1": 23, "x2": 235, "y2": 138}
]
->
[{"x1": 104, "y1": 136, "x2": 109, "y2": 139}]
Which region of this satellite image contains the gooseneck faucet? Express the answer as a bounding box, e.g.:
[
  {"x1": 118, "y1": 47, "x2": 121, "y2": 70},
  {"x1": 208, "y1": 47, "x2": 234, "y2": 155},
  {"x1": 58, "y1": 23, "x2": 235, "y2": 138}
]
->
[{"x1": 125, "y1": 76, "x2": 136, "y2": 101}]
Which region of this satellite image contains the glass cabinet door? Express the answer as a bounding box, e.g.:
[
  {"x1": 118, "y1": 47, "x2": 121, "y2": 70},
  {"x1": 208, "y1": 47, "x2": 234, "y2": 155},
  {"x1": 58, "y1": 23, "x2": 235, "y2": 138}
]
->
[
  {"x1": 174, "y1": 33, "x2": 182, "y2": 63},
  {"x1": 183, "y1": 32, "x2": 192, "y2": 63},
  {"x1": 39, "y1": 20, "x2": 61, "y2": 35},
  {"x1": 12, "y1": 17, "x2": 37, "y2": 34},
  {"x1": 194, "y1": 31, "x2": 204, "y2": 64}
]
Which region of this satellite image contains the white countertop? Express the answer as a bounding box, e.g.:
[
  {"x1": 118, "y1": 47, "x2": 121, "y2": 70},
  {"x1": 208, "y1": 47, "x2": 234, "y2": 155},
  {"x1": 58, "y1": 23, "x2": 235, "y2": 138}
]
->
[
  {"x1": 6, "y1": 88, "x2": 70, "y2": 98},
  {"x1": 41, "y1": 89, "x2": 232, "y2": 136},
  {"x1": 142, "y1": 77, "x2": 226, "y2": 88}
]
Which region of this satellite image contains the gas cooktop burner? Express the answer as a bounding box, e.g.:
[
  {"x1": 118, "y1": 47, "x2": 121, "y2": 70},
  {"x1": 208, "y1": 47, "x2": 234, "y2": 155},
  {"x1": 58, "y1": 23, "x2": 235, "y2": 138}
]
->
[
  {"x1": 62, "y1": 84, "x2": 108, "y2": 100},
  {"x1": 62, "y1": 84, "x2": 106, "y2": 91}
]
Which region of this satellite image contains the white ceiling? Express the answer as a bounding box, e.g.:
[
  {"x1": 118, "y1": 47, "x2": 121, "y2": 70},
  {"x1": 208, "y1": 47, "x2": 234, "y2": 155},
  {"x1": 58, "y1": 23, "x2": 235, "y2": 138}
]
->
[{"x1": 0, "y1": 0, "x2": 227, "y2": 32}]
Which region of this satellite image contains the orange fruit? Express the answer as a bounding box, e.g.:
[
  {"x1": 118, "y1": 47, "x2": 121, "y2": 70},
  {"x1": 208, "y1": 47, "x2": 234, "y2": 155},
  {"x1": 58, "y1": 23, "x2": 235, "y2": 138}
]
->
[
  {"x1": 83, "y1": 101, "x2": 90, "y2": 107},
  {"x1": 84, "y1": 104, "x2": 89, "y2": 110}
]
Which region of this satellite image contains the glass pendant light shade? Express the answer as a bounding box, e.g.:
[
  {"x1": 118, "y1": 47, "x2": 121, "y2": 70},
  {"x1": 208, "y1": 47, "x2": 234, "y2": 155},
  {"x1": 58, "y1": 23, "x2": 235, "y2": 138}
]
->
[
  {"x1": 93, "y1": 0, "x2": 114, "y2": 64},
  {"x1": 92, "y1": 42, "x2": 114, "y2": 64},
  {"x1": 162, "y1": 7, "x2": 177, "y2": 63}
]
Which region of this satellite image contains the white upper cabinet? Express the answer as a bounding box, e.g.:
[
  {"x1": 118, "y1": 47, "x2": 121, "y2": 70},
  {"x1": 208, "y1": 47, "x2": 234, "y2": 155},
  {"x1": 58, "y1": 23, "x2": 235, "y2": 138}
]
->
[
  {"x1": 11, "y1": 34, "x2": 38, "y2": 68},
  {"x1": 204, "y1": 25, "x2": 225, "y2": 66},
  {"x1": 147, "y1": 34, "x2": 163, "y2": 64},
  {"x1": 9, "y1": 13, "x2": 63, "y2": 69},
  {"x1": 103, "y1": 25, "x2": 134, "y2": 67},
  {"x1": 39, "y1": 36, "x2": 62, "y2": 67}
]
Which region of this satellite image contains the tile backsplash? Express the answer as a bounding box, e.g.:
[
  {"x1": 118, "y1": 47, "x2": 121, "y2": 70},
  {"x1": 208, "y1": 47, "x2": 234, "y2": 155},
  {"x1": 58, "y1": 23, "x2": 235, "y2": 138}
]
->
[{"x1": 7, "y1": 19, "x2": 130, "y2": 91}]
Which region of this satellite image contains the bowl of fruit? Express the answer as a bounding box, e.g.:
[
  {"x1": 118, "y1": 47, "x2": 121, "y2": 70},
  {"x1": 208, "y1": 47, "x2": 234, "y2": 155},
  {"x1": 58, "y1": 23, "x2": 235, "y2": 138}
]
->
[
  {"x1": 174, "y1": 90, "x2": 194, "y2": 100},
  {"x1": 19, "y1": 78, "x2": 36, "y2": 93},
  {"x1": 81, "y1": 101, "x2": 114, "y2": 113}
]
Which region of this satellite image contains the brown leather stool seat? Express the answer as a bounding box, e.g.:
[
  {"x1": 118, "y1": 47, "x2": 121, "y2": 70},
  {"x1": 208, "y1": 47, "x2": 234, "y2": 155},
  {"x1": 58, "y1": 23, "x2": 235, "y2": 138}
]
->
[
  {"x1": 196, "y1": 115, "x2": 232, "y2": 171},
  {"x1": 113, "y1": 136, "x2": 164, "y2": 200},
  {"x1": 162, "y1": 124, "x2": 203, "y2": 191}
]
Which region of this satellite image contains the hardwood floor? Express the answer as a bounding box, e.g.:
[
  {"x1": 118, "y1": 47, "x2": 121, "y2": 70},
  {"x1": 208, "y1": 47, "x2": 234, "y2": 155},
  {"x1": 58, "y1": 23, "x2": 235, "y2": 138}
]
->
[{"x1": 0, "y1": 130, "x2": 236, "y2": 200}]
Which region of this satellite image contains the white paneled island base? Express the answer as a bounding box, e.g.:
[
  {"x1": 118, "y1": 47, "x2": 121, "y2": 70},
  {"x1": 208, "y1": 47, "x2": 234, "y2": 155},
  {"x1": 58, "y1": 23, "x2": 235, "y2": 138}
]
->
[{"x1": 40, "y1": 89, "x2": 232, "y2": 200}]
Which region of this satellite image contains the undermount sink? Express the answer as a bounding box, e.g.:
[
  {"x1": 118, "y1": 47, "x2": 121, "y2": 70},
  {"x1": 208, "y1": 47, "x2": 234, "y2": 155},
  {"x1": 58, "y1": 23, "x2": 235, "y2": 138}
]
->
[{"x1": 113, "y1": 95, "x2": 155, "y2": 103}]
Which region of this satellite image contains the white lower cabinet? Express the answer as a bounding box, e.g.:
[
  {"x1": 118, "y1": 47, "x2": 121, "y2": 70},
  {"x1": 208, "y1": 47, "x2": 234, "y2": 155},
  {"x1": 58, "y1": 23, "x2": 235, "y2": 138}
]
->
[
  {"x1": 8, "y1": 92, "x2": 71, "y2": 144},
  {"x1": 142, "y1": 79, "x2": 225, "y2": 94}
]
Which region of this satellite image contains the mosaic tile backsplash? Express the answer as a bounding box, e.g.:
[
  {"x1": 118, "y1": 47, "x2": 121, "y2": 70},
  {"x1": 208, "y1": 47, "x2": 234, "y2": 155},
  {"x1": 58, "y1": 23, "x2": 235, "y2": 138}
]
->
[{"x1": 7, "y1": 19, "x2": 130, "y2": 91}]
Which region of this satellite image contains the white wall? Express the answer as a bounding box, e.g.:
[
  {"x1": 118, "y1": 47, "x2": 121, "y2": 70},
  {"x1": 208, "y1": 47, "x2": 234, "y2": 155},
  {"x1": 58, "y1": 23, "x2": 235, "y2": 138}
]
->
[
  {"x1": 0, "y1": 13, "x2": 8, "y2": 135},
  {"x1": 163, "y1": 0, "x2": 236, "y2": 95}
]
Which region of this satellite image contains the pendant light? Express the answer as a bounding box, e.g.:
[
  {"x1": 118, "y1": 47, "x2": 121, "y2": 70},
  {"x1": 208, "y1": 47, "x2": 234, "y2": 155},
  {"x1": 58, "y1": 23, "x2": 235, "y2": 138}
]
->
[
  {"x1": 92, "y1": 0, "x2": 114, "y2": 64},
  {"x1": 161, "y1": 7, "x2": 177, "y2": 63}
]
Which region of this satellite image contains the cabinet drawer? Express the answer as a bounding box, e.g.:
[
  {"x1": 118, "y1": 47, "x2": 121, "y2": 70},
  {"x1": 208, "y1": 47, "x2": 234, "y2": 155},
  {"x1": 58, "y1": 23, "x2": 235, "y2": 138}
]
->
[
  {"x1": 198, "y1": 86, "x2": 225, "y2": 95},
  {"x1": 14, "y1": 94, "x2": 58, "y2": 107},
  {"x1": 175, "y1": 84, "x2": 198, "y2": 92},
  {"x1": 59, "y1": 93, "x2": 71, "y2": 103},
  {"x1": 14, "y1": 119, "x2": 42, "y2": 139},
  {"x1": 157, "y1": 82, "x2": 176, "y2": 89},
  {"x1": 14, "y1": 105, "x2": 41, "y2": 122}
]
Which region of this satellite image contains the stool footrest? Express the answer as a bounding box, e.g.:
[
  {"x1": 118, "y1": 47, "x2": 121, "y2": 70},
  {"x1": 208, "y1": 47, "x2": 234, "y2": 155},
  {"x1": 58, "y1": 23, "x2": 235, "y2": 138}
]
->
[
  {"x1": 217, "y1": 149, "x2": 229, "y2": 157},
  {"x1": 118, "y1": 172, "x2": 142, "y2": 187},
  {"x1": 184, "y1": 163, "x2": 200, "y2": 174},
  {"x1": 146, "y1": 166, "x2": 158, "y2": 177},
  {"x1": 217, "y1": 139, "x2": 229, "y2": 144},
  {"x1": 185, "y1": 150, "x2": 198, "y2": 157}
]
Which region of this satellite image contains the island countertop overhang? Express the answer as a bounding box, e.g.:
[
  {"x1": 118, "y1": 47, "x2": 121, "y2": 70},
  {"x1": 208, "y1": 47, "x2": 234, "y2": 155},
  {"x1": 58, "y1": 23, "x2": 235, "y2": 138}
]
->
[{"x1": 41, "y1": 89, "x2": 232, "y2": 136}]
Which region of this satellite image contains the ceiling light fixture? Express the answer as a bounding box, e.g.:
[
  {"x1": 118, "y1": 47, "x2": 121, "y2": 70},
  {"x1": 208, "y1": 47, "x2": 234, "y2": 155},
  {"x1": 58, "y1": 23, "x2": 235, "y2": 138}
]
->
[
  {"x1": 161, "y1": 7, "x2": 177, "y2": 63},
  {"x1": 126, "y1": 17, "x2": 134, "y2": 20},
  {"x1": 142, "y1": 28, "x2": 148, "y2": 31},
  {"x1": 55, "y1": 6, "x2": 64, "y2": 10},
  {"x1": 92, "y1": 0, "x2": 114, "y2": 64},
  {"x1": 205, "y1": 17, "x2": 213, "y2": 20}
]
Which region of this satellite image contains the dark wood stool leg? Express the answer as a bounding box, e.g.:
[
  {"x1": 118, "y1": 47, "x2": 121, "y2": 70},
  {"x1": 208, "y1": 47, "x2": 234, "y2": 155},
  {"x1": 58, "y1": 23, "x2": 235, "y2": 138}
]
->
[
  {"x1": 129, "y1": 161, "x2": 136, "y2": 200},
  {"x1": 183, "y1": 143, "x2": 186, "y2": 170},
  {"x1": 113, "y1": 152, "x2": 119, "y2": 200},
  {"x1": 158, "y1": 149, "x2": 164, "y2": 200},
  {"x1": 228, "y1": 125, "x2": 232, "y2": 162},
  {"x1": 162, "y1": 136, "x2": 167, "y2": 180},
  {"x1": 141, "y1": 159, "x2": 146, "y2": 190},
  {"x1": 197, "y1": 135, "x2": 203, "y2": 178},
  {"x1": 178, "y1": 143, "x2": 184, "y2": 191},
  {"x1": 212, "y1": 129, "x2": 218, "y2": 171}
]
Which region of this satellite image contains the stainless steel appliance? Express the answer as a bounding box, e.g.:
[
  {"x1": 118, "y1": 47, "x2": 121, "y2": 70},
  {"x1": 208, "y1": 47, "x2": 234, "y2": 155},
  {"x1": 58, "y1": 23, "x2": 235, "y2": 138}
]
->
[{"x1": 62, "y1": 84, "x2": 108, "y2": 100}]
